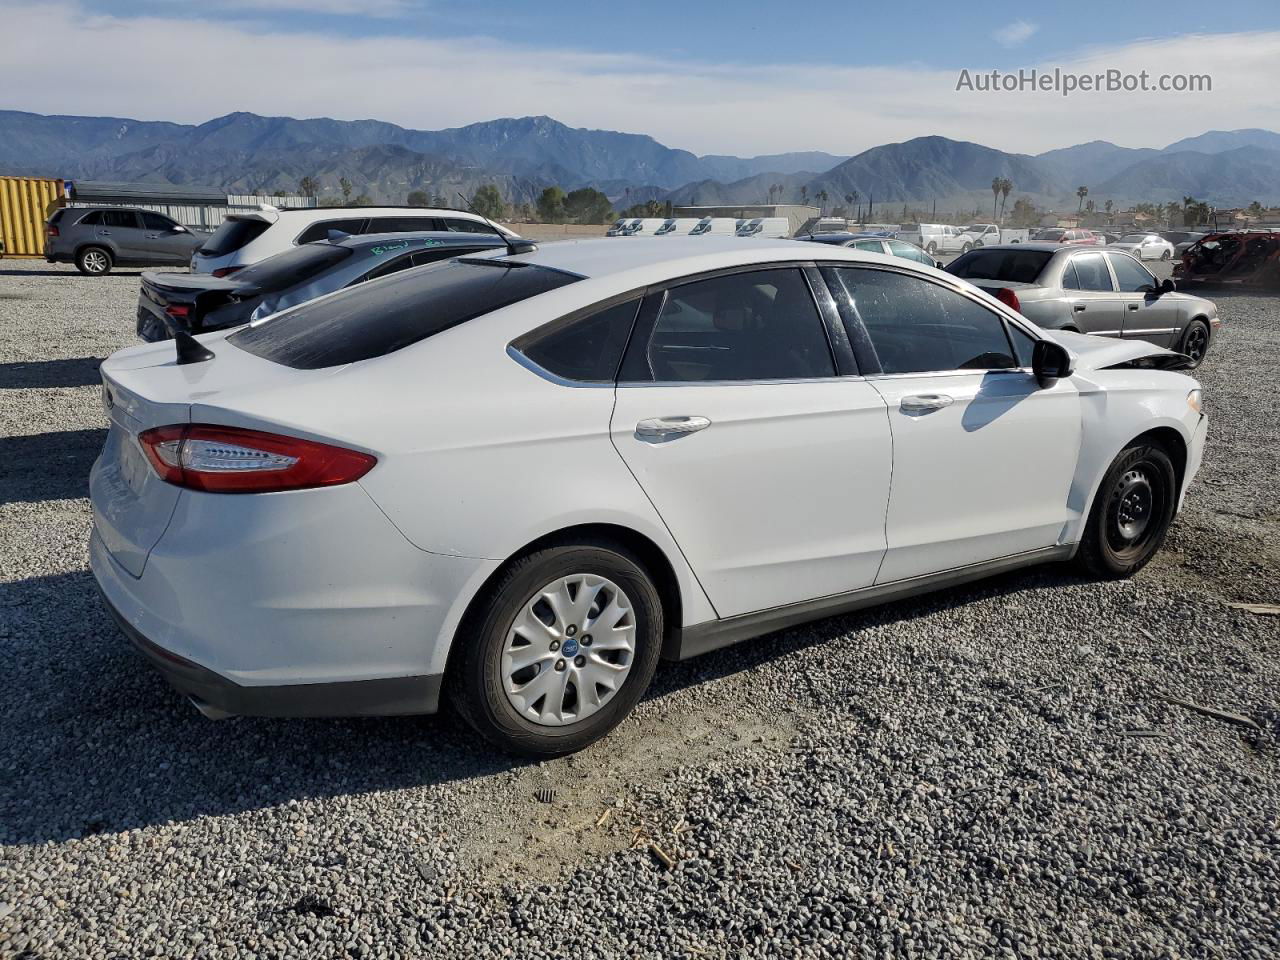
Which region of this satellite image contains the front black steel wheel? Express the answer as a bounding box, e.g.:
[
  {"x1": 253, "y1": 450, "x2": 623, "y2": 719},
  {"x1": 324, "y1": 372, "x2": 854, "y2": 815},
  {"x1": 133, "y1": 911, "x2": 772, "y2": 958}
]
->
[
  {"x1": 1179, "y1": 319, "x2": 1210, "y2": 369},
  {"x1": 1077, "y1": 442, "x2": 1177, "y2": 579}
]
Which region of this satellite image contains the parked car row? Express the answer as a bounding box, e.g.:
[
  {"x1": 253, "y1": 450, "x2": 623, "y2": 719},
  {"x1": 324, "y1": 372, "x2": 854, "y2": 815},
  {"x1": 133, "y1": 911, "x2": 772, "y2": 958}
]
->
[
  {"x1": 45, "y1": 204, "x2": 509, "y2": 275},
  {"x1": 91, "y1": 233, "x2": 1208, "y2": 756},
  {"x1": 608, "y1": 217, "x2": 790, "y2": 238}
]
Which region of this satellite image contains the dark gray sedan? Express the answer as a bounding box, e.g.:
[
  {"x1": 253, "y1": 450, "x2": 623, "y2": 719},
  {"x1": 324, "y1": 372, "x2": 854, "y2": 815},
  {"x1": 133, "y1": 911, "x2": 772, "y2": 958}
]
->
[
  {"x1": 946, "y1": 243, "x2": 1220, "y2": 367},
  {"x1": 137, "y1": 231, "x2": 505, "y2": 342}
]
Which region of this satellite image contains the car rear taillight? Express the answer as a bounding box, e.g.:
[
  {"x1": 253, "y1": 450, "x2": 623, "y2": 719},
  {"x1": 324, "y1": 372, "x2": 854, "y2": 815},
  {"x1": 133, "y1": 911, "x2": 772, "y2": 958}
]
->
[
  {"x1": 164, "y1": 304, "x2": 190, "y2": 319},
  {"x1": 47, "y1": 224, "x2": 59, "y2": 237},
  {"x1": 138, "y1": 424, "x2": 376, "y2": 493},
  {"x1": 994, "y1": 287, "x2": 1021, "y2": 312},
  {"x1": 211, "y1": 266, "x2": 243, "y2": 278}
]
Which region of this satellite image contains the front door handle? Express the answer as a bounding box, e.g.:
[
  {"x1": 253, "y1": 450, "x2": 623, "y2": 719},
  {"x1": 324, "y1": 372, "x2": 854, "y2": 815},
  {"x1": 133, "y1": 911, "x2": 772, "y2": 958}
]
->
[
  {"x1": 1073, "y1": 304, "x2": 1087, "y2": 312},
  {"x1": 1126, "y1": 303, "x2": 1140, "y2": 311},
  {"x1": 900, "y1": 394, "x2": 954, "y2": 413},
  {"x1": 635, "y1": 416, "x2": 711, "y2": 443}
]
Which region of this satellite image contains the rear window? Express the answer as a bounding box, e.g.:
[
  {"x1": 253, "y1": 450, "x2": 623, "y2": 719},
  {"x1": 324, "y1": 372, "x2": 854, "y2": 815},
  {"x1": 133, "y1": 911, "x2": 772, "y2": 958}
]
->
[
  {"x1": 231, "y1": 243, "x2": 352, "y2": 292},
  {"x1": 946, "y1": 249, "x2": 1052, "y2": 283},
  {"x1": 295, "y1": 219, "x2": 367, "y2": 244},
  {"x1": 230, "y1": 259, "x2": 580, "y2": 369},
  {"x1": 200, "y1": 217, "x2": 271, "y2": 256}
]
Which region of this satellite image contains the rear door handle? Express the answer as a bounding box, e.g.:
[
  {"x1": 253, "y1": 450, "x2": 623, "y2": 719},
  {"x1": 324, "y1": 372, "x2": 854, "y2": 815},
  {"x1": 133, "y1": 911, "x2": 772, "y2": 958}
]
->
[
  {"x1": 1126, "y1": 303, "x2": 1140, "y2": 311},
  {"x1": 900, "y1": 394, "x2": 954, "y2": 413},
  {"x1": 1073, "y1": 304, "x2": 1086, "y2": 312},
  {"x1": 635, "y1": 416, "x2": 711, "y2": 443}
]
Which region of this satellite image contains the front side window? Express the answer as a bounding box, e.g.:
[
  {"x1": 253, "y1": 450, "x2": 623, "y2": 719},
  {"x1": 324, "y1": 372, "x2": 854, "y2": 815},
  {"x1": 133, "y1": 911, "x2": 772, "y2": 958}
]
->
[
  {"x1": 230, "y1": 260, "x2": 580, "y2": 370},
  {"x1": 852, "y1": 239, "x2": 884, "y2": 252},
  {"x1": 1106, "y1": 252, "x2": 1156, "y2": 292},
  {"x1": 887, "y1": 240, "x2": 930, "y2": 264},
  {"x1": 141, "y1": 212, "x2": 178, "y2": 231},
  {"x1": 1067, "y1": 253, "x2": 1114, "y2": 292},
  {"x1": 295, "y1": 219, "x2": 366, "y2": 245},
  {"x1": 623, "y1": 268, "x2": 835, "y2": 383},
  {"x1": 830, "y1": 267, "x2": 1016, "y2": 374},
  {"x1": 517, "y1": 299, "x2": 640, "y2": 382}
]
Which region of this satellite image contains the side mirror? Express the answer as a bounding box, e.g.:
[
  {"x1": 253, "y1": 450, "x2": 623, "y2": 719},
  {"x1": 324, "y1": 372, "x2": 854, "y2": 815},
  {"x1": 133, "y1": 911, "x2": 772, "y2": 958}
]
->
[
  {"x1": 1159, "y1": 277, "x2": 1175, "y2": 295},
  {"x1": 1032, "y1": 339, "x2": 1074, "y2": 389},
  {"x1": 935, "y1": 259, "x2": 944, "y2": 269},
  {"x1": 172, "y1": 225, "x2": 187, "y2": 233}
]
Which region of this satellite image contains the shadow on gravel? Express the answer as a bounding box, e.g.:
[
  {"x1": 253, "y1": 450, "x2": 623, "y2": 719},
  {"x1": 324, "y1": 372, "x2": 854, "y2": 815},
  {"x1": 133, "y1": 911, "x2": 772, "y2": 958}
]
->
[
  {"x1": 0, "y1": 562, "x2": 1085, "y2": 846},
  {"x1": 0, "y1": 357, "x2": 102, "y2": 389},
  {"x1": 0, "y1": 428, "x2": 106, "y2": 504},
  {"x1": 0, "y1": 267, "x2": 143, "y2": 277}
]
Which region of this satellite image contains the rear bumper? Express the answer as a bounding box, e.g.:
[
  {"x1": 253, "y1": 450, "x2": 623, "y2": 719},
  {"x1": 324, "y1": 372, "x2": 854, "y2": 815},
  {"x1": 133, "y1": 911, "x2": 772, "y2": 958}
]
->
[{"x1": 97, "y1": 582, "x2": 442, "y2": 718}]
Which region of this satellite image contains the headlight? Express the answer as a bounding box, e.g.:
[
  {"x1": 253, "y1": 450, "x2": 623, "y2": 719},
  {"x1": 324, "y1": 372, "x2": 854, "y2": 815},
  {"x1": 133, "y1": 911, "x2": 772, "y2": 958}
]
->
[{"x1": 1187, "y1": 388, "x2": 1203, "y2": 414}]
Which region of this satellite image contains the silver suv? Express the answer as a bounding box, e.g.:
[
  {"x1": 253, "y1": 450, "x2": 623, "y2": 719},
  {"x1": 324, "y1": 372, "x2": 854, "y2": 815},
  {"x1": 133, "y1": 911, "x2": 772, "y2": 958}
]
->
[{"x1": 45, "y1": 207, "x2": 208, "y2": 275}]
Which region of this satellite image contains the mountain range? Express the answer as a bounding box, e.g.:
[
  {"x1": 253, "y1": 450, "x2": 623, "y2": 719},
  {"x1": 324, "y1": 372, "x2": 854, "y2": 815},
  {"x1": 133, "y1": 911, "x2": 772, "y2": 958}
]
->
[{"x1": 1, "y1": 109, "x2": 1277, "y2": 212}]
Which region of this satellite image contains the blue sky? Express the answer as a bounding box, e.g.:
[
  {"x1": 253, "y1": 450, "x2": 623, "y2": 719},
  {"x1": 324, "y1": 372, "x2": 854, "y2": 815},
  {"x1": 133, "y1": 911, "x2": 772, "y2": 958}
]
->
[{"x1": 5, "y1": 1, "x2": 1280, "y2": 155}]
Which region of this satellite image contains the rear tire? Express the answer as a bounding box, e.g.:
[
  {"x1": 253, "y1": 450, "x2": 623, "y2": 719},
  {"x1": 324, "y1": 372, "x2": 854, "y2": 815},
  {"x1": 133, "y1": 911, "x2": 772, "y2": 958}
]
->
[
  {"x1": 1178, "y1": 318, "x2": 1210, "y2": 368},
  {"x1": 1076, "y1": 442, "x2": 1177, "y2": 579},
  {"x1": 926, "y1": 242, "x2": 938, "y2": 256},
  {"x1": 76, "y1": 247, "x2": 112, "y2": 276},
  {"x1": 1161, "y1": 249, "x2": 1171, "y2": 260},
  {"x1": 447, "y1": 538, "x2": 664, "y2": 757}
]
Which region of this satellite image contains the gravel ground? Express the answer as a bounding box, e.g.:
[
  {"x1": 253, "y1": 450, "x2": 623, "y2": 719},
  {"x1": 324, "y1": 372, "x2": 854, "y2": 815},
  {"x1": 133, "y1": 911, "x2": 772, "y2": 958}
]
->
[{"x1": 1, "y1": 259, "x2": 1277, "y2": 959}]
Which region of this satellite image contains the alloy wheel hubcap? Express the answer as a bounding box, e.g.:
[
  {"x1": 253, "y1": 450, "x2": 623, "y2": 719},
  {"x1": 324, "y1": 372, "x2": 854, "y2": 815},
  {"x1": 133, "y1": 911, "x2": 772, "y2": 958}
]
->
[
  {"x1": 1114, "y1": 469, "x2": 1153, "y2": 541},
  {"x1": 85, "y1": 252, "x2": 106, "y2": 272},
  {"x1": 1186, "y1": 327, "x2": 1207, "y2": 361},
  {"x1": 502, "y1": 574, "x2": 636, "y2": 727}
]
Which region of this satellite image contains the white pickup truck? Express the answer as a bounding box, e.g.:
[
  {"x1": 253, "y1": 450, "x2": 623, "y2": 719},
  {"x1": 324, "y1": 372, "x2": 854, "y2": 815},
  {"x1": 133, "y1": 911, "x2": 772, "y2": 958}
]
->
[{"x1": 958, "y1": 223, "x2": 1030, "y2": 247}]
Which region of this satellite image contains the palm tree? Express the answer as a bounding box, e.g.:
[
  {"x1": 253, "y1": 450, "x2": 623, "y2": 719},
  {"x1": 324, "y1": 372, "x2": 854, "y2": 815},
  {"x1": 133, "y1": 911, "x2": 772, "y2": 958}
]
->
[
  {"x1": 992, "y1": 178, "x2": 1001, "y2": 219},
  {"x1": 816, "y1": 189, "x2": 829, "y2": 214},
  {"x1": 999, "y1": 178, "x2": 1013, "y2": 221},
  {"x1": 844, "y1": 193, "x2": 854, "y2": 216},
  {"x1": 800, "y1": 185, "x2": 809, "y2": 206},
  {"x1": 1076, "y1": 186, "x2": 1089, "y2": 213}
]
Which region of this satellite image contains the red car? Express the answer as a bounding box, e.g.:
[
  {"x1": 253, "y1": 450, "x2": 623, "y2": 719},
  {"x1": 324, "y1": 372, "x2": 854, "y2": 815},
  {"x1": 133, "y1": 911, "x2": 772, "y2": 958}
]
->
[
  {"x1": 1174, "y1": 231, "x2": 1280, "y2": 288},
  {"x1": 1032, "y1": 228, "x2": 1104, "y2": 246}
]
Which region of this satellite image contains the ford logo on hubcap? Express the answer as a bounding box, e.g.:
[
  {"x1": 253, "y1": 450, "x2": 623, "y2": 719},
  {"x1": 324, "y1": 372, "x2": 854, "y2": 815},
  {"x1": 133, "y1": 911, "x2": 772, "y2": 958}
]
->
[{"x1": 561, "y1": 637, "x2": 580, "y2": 658}]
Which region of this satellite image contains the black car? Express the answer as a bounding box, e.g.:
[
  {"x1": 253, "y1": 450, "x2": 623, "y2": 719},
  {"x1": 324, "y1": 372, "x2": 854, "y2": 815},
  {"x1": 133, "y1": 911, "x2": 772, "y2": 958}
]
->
[{"x1": 137, "y1": 231, "x2": 505, "y2": 342}]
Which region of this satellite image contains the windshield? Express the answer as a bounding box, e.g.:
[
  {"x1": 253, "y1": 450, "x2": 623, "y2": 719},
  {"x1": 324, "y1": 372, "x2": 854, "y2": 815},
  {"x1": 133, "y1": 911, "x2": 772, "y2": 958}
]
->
[
  {"x1": 1036, "y1": 229, "x2": 1065, "y2": 241},
  {"x1": 946, "y1": 248, "x2": 1053, "y2": 283},
  {"x1": 230, "y1": 259, "x2": 580, "y2": 369}
]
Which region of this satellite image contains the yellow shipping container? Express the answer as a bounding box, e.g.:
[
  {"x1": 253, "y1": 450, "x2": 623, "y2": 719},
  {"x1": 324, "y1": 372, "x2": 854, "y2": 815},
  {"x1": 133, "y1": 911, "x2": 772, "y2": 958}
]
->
[{"x1": 0, "y1": 175, "x2": 65, "y2": 258}]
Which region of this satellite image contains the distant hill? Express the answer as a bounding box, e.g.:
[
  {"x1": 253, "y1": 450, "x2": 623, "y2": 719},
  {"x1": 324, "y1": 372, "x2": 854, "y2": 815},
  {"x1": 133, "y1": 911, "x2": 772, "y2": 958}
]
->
[{"x1": 1, "y1": 108, "x2": 1277, "y2": 210}]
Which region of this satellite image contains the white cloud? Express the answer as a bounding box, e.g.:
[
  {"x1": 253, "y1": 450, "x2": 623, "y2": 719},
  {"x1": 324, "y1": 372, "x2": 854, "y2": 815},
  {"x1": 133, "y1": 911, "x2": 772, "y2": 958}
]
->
[
  {"x1": 0, "y1": 3, "x2": 1276, "y2": 157},
  {"x1": 203, "y1": 0, "x2": 413, "y2": 17},
  {"x1": 993, "y1": 20, "x2": 1038, "y2": 48}
]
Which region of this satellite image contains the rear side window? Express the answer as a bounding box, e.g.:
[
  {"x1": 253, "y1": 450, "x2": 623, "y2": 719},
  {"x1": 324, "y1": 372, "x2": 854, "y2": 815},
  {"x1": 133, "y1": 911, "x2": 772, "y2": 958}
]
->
[
  {"x1": 830, "y1": 268, "x2": 1016, "y2": 374},
  {"x1": 230, "y1": 260, "x2": 580, "y2": 369},
  {"x1": 365, "y1": 216, "x2": 441, "y2": 233},
  {"x1": 100, "y1": 210, "x2": 140, "y2": 228},
  {"x1": 622, "y1": 268, "x2": 835, "y2": 383},
  {"x1": 76, "y1": 210, "x2": 103, "y2": 225},
  {"x1": 516, "y1": 299, "x2": 640, "y2": 382},
  {"x1": 231, "y1": 244, "x2": 352, "y2": 291},
  {"x1": 1067, "y1": 253, "x2": 1113, "y2": 291},
  {"x1": 295, "y1": 219, "x2": 366, "y2": 244},
  {"x1": 947, "y1": 249, "x2": 1051, "y2": 283},
  {"x1": 200, "y1": 217, "x2": 271, "y2": 256}
]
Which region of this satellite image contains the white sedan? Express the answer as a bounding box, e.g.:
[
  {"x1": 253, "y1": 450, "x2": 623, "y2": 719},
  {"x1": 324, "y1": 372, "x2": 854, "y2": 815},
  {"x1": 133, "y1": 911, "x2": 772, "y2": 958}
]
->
[
  {"x1": 91, "y1": 236, "x2": 1207, "y2": 756},
  {"x1": 1108, "y1": 233, "x2": 1176, "y2": 261}
]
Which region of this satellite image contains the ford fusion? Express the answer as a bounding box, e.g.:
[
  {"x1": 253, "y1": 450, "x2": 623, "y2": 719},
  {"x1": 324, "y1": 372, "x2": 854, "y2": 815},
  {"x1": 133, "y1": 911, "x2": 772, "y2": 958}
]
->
[{"x1": 91, "y1": 236, "x2": 1207, "y2": 756}]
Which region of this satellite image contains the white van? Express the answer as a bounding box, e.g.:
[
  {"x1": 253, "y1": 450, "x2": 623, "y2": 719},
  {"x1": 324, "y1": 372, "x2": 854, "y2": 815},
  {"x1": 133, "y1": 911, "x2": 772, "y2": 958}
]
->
[
  {"x1": 606, "y1": 218, "x2": 630, "y2": 237},
  {"x1": 737, "y1": 217, "x2": 790, "y2": 238},
  {"x1": 689, "y1": 217, "x2": 740, "y2": 236},
  {"x1": 653, "y1": 218, "x2": 702, "y2": 236}
]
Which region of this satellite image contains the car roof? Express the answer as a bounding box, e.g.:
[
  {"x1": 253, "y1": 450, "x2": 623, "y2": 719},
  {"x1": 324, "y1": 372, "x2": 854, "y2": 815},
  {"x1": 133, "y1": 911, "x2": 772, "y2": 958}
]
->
[
  {"x1": 272, "y1": 205, "x2": 483, "y2": 216},
  {"x1": 960, "y1": 243, "x2": 1066, "y2": 253},
  {"x1": 464, "y1": 235, "x2": 927, "y2": 282}
]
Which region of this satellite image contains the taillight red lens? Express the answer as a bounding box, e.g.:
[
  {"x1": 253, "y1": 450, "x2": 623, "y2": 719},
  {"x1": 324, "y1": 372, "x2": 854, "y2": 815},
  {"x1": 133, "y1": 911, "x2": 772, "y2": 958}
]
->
[
  {"x1": 138, "y1": 424, "x2": 376, "y2": 493},
  {"x1": 211, "y1": 266, "x2": 243, "y2": 278},
  {"x1": 164, "y1": 304, "x2": 190, "y2": 319},
  {"x1": 48, "y1": 224, "x2": 59, "y2": 237},
  {"x1": 994, "y1": 287, "x2": 1021, "y2": 312}
]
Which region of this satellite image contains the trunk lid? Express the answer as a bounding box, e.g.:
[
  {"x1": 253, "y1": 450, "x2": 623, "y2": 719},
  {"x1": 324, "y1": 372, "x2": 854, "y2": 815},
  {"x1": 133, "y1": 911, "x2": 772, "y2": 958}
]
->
[
  {"x1": 91, "y1": 336, "x2": 334, "y2": 575},
  {"x1": 138, "y1": 271, "x2": 253, "y2": 340}
]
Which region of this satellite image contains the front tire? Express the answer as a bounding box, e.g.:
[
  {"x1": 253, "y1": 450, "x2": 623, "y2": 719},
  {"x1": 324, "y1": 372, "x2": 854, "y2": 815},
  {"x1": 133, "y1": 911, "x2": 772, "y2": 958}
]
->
[
  {"x1": 447, "y1": 539, "x2": 664, "y2": 757},
  {"x1": 76, "y1": 246, "x2": 112, "y2": 275},
  {"x1": 1161, "y1": 249, "x2": 1171, "y2": 260},
  {"x1": 1179, "y1": 318, "x2": 1210, "y2": 368},
  {"x1": 1076, "y1": 442, "x2": 1177, "y2": 579},
  {"x1": 926, "y1": 242, "x2": 938, "y2": 256}
]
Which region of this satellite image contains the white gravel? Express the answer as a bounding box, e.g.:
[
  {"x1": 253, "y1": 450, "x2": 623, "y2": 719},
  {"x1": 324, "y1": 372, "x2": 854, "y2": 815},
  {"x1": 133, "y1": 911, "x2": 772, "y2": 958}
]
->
[{"x1": 1, "y1": 259, "x2": 1277, "y2": 959}]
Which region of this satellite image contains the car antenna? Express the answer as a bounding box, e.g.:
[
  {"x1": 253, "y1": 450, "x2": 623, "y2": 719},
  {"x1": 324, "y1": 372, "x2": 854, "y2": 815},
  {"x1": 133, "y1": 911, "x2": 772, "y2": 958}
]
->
[
  {"x1": 175, "y1": 330, "x2": 214, "y2": 365},
  {"x1": 457, "y1": 193, "x2": 537, "y2": 256}
]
